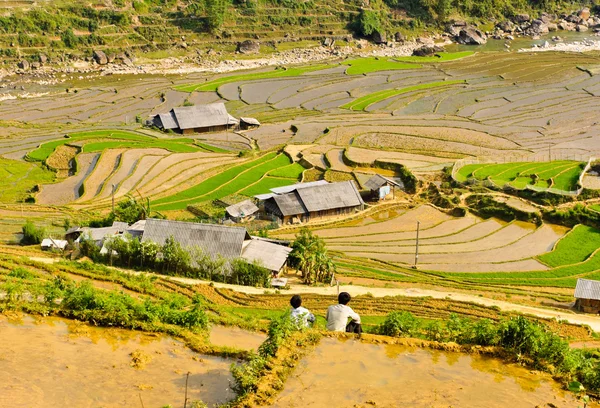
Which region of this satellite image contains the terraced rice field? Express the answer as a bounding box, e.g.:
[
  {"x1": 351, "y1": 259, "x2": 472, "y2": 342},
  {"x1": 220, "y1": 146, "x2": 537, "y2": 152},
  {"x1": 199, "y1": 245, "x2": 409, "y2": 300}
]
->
[
  {"x1": 152, "y1": 152, "x2": 302, "y2": 211},
  {"x1": 456, "y1": 161, "x2": 585, "y2": 191}
]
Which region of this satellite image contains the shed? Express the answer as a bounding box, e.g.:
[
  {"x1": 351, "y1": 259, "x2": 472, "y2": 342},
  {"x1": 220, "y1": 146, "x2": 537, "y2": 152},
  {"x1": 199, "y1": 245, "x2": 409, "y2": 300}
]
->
[
  {"x1": 239, "y1": 117, "x2": 261, "y2": 130},
  {"x1": 226, "y1": 200, "x2": 259, "y2": 223},
  {"x1": 241, "y1": 239, "x2": 292, "y2": 275},
  {"x1": 41, "y1": 238, "x2": 68, "y2": 251},
  {"x1": 363, "y1": 174, "x2": 405, "y2": 200},
  {"x1": 152, "y1": 103, "x2": 237, "y2": 134},
  {"x1": 127, "y1": 220, "x2": 147, "y2": 238},
  {"x1": 574, "y1": 278, "x2": 600, "y2": 314}
]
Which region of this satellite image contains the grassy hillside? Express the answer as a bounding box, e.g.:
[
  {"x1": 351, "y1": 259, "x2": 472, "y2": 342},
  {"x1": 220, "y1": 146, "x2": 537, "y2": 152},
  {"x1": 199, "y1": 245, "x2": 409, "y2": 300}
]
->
[{"x1": 0, "y1": 0, "x2": 590, "y2": 63}]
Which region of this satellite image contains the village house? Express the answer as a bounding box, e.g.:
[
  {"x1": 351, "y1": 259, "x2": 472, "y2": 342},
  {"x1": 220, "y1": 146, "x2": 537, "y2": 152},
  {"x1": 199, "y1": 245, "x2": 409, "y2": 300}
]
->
[
  {"x1": 225, "y1": 199, "x2": 259, "y2": 223},
  {"x1": 68, "y1": 221, "x2": 129, "y2": 245},
  {"x1": 152, "y1": 103, "x2": 238, "y2": 134},
  {"x1": 239, "y1": 117, "x2": 261, "y2": 130},
  {"x1": 141, "y1": 218, "x2": 291, "y2": 275},
  {"x1": 363, "y1": 174, "x2": 405, "y2": 201},
  {"x1": 574, "y1": 278, "x2": 600, "y2": 314},
  {"x1": 259, "y1": 180, "x2": 365, "y2": 225}
]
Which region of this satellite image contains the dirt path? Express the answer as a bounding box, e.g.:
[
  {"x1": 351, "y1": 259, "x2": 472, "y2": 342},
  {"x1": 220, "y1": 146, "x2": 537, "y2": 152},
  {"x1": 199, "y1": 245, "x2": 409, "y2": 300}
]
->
[
  {"x1": 25, "y1": 255, "x2": 600, "y2": 332},
  {"x1": 167, "y1": 276, "x2": 600, "y2": 332}
]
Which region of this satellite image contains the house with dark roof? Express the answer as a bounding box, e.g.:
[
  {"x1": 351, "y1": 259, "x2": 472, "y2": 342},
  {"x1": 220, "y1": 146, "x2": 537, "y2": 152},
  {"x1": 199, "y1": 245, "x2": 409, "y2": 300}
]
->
[
  {"x1": 141, "y1": 218, "x2": 291, "y2": 274},
  {"x1": 363, "y1": 174, "x2": 405, "y2": 201},
  {"x1": 263, "y1": 180, "x2": 365, "y2": 224},
  {"x1": 152, "y1": 103, "x2": 238, "y2": 134},
  {"x1": 574, "y1": 278, "x2": 600, "y2": 314}
]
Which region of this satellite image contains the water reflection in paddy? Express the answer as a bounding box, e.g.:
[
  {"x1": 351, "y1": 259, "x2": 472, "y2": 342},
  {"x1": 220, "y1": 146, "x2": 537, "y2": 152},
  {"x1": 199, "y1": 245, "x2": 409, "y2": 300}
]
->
[
  {"x1": 0, "y1": 315, "x2": 235, "y2": 408},
  {"x1": 271, "y1": 337, "x2": 590, "y2": 408}
]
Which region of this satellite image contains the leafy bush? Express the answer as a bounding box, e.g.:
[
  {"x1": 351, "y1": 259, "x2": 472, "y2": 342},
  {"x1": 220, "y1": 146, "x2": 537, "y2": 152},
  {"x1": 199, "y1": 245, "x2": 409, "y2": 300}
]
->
[
  {"x1": 378, "y1": 311, "x2": 420, "y2": 337},
  {"x1": 21, "y1": 221, "x2": 45, "y2": 245}
]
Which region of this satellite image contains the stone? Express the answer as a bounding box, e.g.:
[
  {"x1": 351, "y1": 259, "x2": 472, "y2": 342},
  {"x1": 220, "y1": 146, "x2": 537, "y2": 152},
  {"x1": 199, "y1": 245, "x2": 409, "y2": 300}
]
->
[
  {"x1": 412, "y1": 45, "x2": 444, "y2": 57},
  {"x1": 107, "y1": 54, "x2": 116, "y2": 63},
  {"x1": 539, "y1": 13, "x2": 552, "y2": 24},
  {"x1": 452, "y1": 20, "x2": 467, "y2": 27},
  {"x1": 237, "y1": 40, "x2": 260, "y2": 54},
  {"x1": 514, "y1": 13, "x2": 530, "y2": 23},
  {"x1": 565, "y1": 14, "x2": 581, "y2": 24},
  {"x1": 497, "y1": 20, "x2": 515, "y2": 32},
  {"x1": 38, "y1": 54, "x2": 48, "y2": 64},
  {"x1": 529, "y1": 19, "x2": 549, "y2": 35},
  {"x1": 558, "y1": 21, "x2": 576, "y2": 31},
  {"x1": 93, "y1": 50, "x2": 108, "y2": 65},
  {"x1": 394, "y1": 32, "x2": 405, "y2": 43},
  {"x1": 17, "y1": 60, "x2": 29, "y2": 70},
  {"x1": 547, "y1": 23, "x2": 558, "y2": 32},
  {"x1": 372, "y1": 30, "x2": 387, "y2": 44},
  {"x1": 456, "y1": 25, "x2": 487, "y2": 45},
  {"x1": 577, "y1": 24, "x2": 589, "y2": 32},
  {"x1": 31, "y1": 61, "x2": 41, "y2": 69},
  {"x1": 322, "y1": 37, "x2": 333, "y2": 47},
  {"x1": 578, "y1": 7, "x2": 591, "y2": 20}
]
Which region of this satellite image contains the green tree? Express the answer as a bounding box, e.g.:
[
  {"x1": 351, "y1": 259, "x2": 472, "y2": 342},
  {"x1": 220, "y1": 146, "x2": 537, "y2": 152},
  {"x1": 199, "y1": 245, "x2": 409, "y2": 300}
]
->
[
  {"x1": 161, "y1": 236, "x2": 191, "y2": 274},
  {"x1": 62, "y1": 29, "x2": 78, "y2": 48},
  {"x1": 289, "y1": 228, "x2": 335, "y2": 285},
  {"x1": 357, "y1": 9, "x2": 382, "y2": 36},
  {"x1": 112, "y1": 194, "x2": 163, "y2": 224},
  {"x1": 21, "y1": 221, "x2": 45, "y2": 245},
  {"x1": 205, "y1": 0, "x2": 230, "y2": 33}
]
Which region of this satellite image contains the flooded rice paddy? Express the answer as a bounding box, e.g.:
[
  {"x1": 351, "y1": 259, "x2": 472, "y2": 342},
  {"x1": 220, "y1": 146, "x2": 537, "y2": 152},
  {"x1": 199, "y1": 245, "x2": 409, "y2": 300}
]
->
[
  {"x1": 209, "y1": 325, "x2": 266, "y2": 350},
  {"x1": 270, "y1": 338, "x2": 588, "y2": 408},
  {"x1": 0, "y1": 315, "x2": 236, "y2": 407}
]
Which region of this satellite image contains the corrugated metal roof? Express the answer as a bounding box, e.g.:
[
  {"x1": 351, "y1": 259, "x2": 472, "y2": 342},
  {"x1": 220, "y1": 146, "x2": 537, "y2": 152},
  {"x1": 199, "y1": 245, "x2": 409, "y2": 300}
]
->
[
  {"x1": 273, "y1": 192, "x2": 307, "y2": 217},
  {"x1": 158, "y1": 112, "x2": 179, "y2": 130},
  {"x1": 112, "y1": 221, "x2": 129, "y2": 231},
  {"x1": 41, "y1": 238, "x2": 68, "y2": 249},
  {"x1": 171, "y1": 103, "x2": 231, "y2": 130},
  {"x1": 363, "y1": 174, "x2": 404, "y2": 190},
  {"x1": 77, "y1": 226, "x2": 123, "y2": 241},
  {"x1": 226, "y1": 200, "x2": 259, "y2": 218},
  {"x1": 297, "y1": 180, "x2": 364, "y2": 213},
  {"x1": 270, "y1": 180, "x2": 329, "y2": 195},
  {"x1": 574, "y1": 278, "x2": 600, "y2": 301},
  {"x1": 255, "y1": 193, "x2": 275, "y2": 201},
  {"x1": 241, "y1": 239, "x2": 292, "y2": 272},
  {"x1": 128, "y1": 220, "x2": 146, "y2": 231},
  {"x1": 142, "y1": 218, "x2": 249, "y2": 259}
]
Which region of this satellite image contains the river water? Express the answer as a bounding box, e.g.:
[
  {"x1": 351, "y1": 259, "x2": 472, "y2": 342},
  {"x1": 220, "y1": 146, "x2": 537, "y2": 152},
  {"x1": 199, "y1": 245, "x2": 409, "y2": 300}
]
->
[
  {"x1": 0, "y1": 315, "x2": 236, "y2": 408},
  {"x1": 270, "y1": 337, "x2": 592, "y2": 408}
]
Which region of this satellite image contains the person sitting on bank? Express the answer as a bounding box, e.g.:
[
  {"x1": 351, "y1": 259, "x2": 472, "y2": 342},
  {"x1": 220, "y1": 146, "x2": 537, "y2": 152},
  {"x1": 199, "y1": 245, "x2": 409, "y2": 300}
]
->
[
  {"x1": 290, "y1": 294, "x2": 315, "y2": 327},
  {"x1": 326, "y1": 292, "x2": 361, "y2": 334}
]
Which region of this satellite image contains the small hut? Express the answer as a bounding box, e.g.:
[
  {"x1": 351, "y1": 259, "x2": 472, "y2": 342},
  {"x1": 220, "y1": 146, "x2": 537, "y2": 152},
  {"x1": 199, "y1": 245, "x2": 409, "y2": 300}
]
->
[
  {"x1": 363, "y1": 174, "x2": 404, "y2": 201},
  {"x1": 574, "y1": 278, "x2": 600, "y2": 314},
  {"x1": 239, "y1": 117, "x2": 261, "y2": 130},
  {"x1": 226, "y1": 200, "x2": 259, "y2": 223},
  {"x1": 41, "y1": 238, "x2": 68, "y2": 251}
]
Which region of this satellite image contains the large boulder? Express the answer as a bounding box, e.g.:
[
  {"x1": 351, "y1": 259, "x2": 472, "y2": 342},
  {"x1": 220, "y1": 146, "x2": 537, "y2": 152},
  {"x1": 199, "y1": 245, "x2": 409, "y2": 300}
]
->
[
  {"x1": 412, "y1": 45, "x2": 445, "y2": 57},
  {"x1": 237, "y1": 40, "x2": 260, "y2": 54},
  {"x1": 577, "y1": 24, "x2": 589, "y2": 32},
  {"x1": 394, "y1": 32, "x2": 405, "y2": 43},
  {"x1": 565, "y1": 14, "x2": 582, "y2": 24},
  {"x1": 456, "y1": 25, "x2": 487, "y2": 45},
  {"x1": 93, "y1": 50, "x2": 108, "y2": 65},
  {"x1": 17, "y1": 60, "x2": 29, "y2": 70},
  {"x1": 578, "y1": 7, "x2": 591, "y2": 20},
  {"x1": 372, "y1": 30, "x2": 387, "y2": 44},
  {"x1": 558, "y1": 21, "x2": 576, "y2": 31},
  {"x1": 497, "y1": 20, "x2": 516, "y2": 32},
  {"x1": 38, "y1": 53, "x2": 48, "y2": 64},
  {"x1": 529, "y1": 19, "x2": 549, "y2": 35},
  {"x1": 547, "y1": 22, "x2": 558, "y2": 32},
  {"x1": 514, "y1": 13, "x2": 530, "y2": 24}
]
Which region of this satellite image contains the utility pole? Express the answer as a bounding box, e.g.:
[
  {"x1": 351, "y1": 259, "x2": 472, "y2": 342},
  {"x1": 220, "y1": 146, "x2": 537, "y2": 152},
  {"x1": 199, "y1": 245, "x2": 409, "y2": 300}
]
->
[
  {"x1": 414, "y1": 221, "x2": 420, "y2": 269},
  {"x1": 548, "y1": 143, "x2": 552, "y2": 162},
  {"x1": 111, "y1": 184, "x2": 116, "y2": 213}
]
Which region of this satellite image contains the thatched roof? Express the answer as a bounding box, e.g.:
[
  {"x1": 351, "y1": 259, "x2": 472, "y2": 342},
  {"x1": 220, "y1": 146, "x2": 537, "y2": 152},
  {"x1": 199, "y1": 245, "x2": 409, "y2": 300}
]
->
[
  {"x1": 241, "y1": 239, "x2": 292, "y2": 272},
  {"x1": 141, "y1": 218, "x2": 250, "y2": 259},
  {"x1": 171, "y1": 103, "x2": 231, "y2": 130},
  {"x1": 575, "y1": 278, "x2": 600, "y2": 301},
  {"x1": 297, "y1": 180, "x2": 364, "y2": 212},
  {"x1": 363, "y1": 174, "x2": 404, "y2": 191},
  {"x1": 226, "y1": 200, "x2": 259, "y2": 218}
]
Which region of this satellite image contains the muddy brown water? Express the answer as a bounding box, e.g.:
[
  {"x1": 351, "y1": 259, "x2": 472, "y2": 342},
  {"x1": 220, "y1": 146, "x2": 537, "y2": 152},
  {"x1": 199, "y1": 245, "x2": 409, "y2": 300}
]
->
[
  {"x1": 0, "y1": 315, "x2": 236, "y2": 408},
  {"x1": 270, "y1": 338, "x2": 592, "y2": 408},
  {"x1": 209, "y1": 325, "x2": 266, "y2": 350}
]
